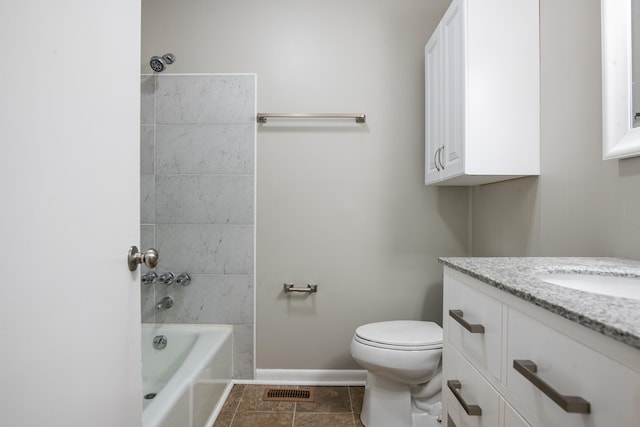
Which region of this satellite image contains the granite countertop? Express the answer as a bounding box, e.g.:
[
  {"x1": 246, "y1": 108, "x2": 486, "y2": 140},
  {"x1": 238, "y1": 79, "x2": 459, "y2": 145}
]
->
[{"x1": 438, "y1": 257, "x2": 640, "y2": 350}]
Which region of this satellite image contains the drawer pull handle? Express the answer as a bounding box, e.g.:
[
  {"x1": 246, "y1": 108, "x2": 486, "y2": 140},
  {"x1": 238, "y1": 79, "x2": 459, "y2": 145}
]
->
[
  {"x1": 513, "y1": 360, "x2": 591, "y2": 414},
  {"x1": 449, "y1": 309, "x2": 485, "y2": 334},
  {"x1": 447, "y1": 380, "x2": 482, "y2": 416}
]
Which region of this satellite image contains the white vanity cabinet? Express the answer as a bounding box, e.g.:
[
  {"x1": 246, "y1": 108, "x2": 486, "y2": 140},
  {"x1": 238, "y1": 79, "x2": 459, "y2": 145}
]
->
[
  {"x1": 425, "y1": 0, "x2": 540, "y2": 186},
  {"x1": 442, "y1": 267, "x2": 640, "y2": 427}
]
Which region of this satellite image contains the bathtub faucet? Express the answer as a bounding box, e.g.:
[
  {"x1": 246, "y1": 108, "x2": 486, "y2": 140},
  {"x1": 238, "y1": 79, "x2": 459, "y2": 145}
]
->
[{"x1": 156, "y1": 296, "x2": 174, "y2": 310}]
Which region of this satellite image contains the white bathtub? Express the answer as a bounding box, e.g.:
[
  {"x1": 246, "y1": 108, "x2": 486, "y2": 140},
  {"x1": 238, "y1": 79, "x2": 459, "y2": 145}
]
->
[{"x1": 141, "y1": 324, "x2": 233, "y2": 427}]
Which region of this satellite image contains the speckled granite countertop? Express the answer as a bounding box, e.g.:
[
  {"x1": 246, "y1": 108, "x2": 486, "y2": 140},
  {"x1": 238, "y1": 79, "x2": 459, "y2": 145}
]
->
[{"x1": 439, "y1": 257, "x2": 640, "y2": 350}]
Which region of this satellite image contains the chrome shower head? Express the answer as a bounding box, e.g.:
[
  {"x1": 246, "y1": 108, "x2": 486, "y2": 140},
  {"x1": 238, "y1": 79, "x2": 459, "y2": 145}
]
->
[{"x1": 149, "y1": 53, "x2": 175, "y2": 73}]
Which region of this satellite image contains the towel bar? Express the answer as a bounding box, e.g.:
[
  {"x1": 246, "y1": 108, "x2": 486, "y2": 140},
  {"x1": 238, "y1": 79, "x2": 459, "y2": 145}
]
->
[{"x1": 257, "y1": 113, "x2": 366, "y2": 124}]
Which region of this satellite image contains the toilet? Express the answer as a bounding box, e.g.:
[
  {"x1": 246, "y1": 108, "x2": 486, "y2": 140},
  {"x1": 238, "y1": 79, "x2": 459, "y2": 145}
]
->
[{"x1": 350, "y1": 320, "x2": 443, "y2": 427}]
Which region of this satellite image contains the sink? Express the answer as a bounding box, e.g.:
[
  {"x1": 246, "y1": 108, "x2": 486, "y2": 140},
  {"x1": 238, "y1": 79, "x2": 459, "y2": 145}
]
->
[{"x1": 536, "y1": 273, "x2": 640, "y2": 301}]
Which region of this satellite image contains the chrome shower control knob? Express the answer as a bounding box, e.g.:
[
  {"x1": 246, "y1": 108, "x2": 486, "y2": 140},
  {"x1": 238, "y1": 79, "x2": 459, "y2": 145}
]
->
[
  {"x1": 175, "y1": 273, "x2": 191, "y2": 286},
  {"x1": 141, "y1": 271, "x2": 158, "y2": 285},
  {"x1": 158, "y1": 272, "x2": 175, "y2": 285},
  {"x1": 128, "y1": 246, "x2": 159, "y2": 271}
]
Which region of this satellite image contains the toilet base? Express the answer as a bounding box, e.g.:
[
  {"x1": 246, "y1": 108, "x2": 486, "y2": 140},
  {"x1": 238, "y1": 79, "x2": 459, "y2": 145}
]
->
[
  {"x1": 360, "y1": 372, "x2": 441, "y2": 427},
  {"x1": 410, "y1": 411, "x2": 442, "y2": 427}
]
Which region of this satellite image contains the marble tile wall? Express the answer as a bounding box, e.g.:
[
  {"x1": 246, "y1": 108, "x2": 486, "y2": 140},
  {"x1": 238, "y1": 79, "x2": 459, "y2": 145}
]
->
[{"x1": 140, "y1": 74, "x2": 256, "y2": 379}]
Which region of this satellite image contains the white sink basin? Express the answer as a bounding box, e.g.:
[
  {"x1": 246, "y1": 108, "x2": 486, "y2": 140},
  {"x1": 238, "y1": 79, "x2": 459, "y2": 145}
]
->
[{"x1": 536, "y1": 273, "x2": 640, "y2": 301}]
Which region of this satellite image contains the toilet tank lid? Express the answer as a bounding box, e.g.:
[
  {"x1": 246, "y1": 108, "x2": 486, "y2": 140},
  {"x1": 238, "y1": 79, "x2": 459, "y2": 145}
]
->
[{"x1": 355, "y1": 320, "x2": 442, "y2": 347}]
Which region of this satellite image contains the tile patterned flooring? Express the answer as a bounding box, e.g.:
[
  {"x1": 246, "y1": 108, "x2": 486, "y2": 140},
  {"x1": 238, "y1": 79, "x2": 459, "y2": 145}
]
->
[{"x1": 213, "y1": 384, "x2": 366, "y2": 427}]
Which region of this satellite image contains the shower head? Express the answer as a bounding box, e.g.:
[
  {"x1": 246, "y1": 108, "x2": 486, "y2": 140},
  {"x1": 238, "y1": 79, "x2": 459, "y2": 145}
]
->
[{"x1": 149, "y1": 53, "x2": 175, "y2": 73}]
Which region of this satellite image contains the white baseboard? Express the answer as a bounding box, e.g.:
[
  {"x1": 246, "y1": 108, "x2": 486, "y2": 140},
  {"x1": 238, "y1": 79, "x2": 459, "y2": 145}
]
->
[{"x1": 245, "y1": 369, "x2": 366, "y2": 386}]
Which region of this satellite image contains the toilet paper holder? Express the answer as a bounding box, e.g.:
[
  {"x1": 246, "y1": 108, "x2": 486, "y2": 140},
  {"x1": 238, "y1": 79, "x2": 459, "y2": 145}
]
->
[{"x1": 283, "y1": 283, "x2": 318, "y2": 293}]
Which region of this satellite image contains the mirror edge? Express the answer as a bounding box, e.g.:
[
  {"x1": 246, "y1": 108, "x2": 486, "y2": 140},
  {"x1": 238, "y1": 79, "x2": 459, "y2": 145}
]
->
[{"x1": 602, "y1": 0, "x2": 640, "y2": 160}]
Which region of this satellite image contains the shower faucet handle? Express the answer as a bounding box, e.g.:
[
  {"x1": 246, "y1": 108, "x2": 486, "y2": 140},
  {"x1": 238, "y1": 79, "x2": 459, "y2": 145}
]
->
[
  {"x1": 142, "y1": 271, "x2": 158, "y2": 285},
  {"x1": 158, "y1": 272, "x2": 175, "y2": 285},
  {"x1": 175, "y1": 273, "x2": 191, "y2": 286}
]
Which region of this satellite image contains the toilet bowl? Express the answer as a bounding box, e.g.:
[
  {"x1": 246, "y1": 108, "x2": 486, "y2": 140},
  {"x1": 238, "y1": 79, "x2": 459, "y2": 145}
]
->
[{"x1": 350, "y1": 320, "x2": 443, "y2": 427}]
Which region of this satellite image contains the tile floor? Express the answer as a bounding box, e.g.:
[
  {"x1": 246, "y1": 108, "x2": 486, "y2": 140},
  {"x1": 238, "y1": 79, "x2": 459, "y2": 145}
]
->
[{"x1": 213, "y1": 384, "x2": 365, "y2": 427}]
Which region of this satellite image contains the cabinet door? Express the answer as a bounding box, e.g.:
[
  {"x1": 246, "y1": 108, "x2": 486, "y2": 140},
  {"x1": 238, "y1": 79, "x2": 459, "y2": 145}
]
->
[
  {"x1": 425, "y1": 26, "x2": 443, "y2": 185},
  {"x1": 441, "y1": 0, "x2": 464, "y2": 179}
]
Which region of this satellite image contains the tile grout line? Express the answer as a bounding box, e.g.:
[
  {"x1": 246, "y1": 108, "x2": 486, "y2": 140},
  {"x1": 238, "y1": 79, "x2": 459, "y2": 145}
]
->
[
  {"x1": 291, "y1": 402, "x2": 296, "y2": 427},
  {"x1": 347, "y1": 386, "x2": 354, "y2": 426}
]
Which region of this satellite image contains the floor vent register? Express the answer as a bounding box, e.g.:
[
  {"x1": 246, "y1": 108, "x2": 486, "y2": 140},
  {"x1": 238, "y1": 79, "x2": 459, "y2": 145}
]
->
[{"x1": 262, "y1": 388, "x2": 315, "y2": 402}]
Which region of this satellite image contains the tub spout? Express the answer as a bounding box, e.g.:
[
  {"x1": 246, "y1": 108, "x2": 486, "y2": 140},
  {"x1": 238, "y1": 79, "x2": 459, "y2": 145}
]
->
[{"x1": 156, "y1": 296, "x2": 174, "y2": 310}]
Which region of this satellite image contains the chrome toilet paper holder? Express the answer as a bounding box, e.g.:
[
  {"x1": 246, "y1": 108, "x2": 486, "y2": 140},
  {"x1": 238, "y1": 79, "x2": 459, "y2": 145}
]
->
[{"x1": 283, "y1": 283, "x2": 318, "y2": 293}]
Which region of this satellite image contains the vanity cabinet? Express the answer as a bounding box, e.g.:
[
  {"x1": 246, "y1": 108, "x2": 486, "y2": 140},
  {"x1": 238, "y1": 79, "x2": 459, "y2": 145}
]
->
[
  {"x1": 425, "y1": 0, "x2": 540, "y2": 186},
  {"x1": 442, "y1": 267, "x2": 640, "y2": 427}
]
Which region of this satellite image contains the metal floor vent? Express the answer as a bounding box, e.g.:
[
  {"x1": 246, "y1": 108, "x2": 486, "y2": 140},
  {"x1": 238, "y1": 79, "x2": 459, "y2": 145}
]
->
[{"x1": 262, "y1": 388, "x2": 314, "y2": 402}]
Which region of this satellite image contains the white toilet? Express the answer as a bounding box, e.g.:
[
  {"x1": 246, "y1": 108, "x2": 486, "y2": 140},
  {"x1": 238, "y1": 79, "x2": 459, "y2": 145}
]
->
[{"x1": 350, "y1": 320, "x2": 443, "y2": 427}]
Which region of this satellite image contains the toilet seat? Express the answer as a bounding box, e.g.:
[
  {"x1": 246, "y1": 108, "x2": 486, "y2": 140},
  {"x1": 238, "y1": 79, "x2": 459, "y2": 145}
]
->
[{"x1": 354, "y1": 320, "x2": 442, "y2": 351}]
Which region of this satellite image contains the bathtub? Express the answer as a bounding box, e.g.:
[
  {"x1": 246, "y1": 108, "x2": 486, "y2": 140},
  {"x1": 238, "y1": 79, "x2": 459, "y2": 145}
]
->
[{"x1": 141, "y1": 324, "x2": 233, "y2": 427}]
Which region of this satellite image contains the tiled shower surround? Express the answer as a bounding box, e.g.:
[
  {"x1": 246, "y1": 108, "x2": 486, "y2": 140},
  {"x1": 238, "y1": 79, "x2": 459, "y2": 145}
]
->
[{"x1": 140, "y1": 74, "x2": 256, "y2": 378}]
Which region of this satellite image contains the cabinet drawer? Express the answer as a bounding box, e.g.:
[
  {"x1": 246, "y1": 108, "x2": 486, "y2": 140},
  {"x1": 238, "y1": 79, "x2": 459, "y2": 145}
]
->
[
  {"x1": 443, "y1": 345, "x2": 501, "y2": 427},
  {"x1": 506, "y1": 308, "x2": 640, "y2": 427},
  {"x1": 447, "y1": 277, "x2": 503, "y2": 380}
]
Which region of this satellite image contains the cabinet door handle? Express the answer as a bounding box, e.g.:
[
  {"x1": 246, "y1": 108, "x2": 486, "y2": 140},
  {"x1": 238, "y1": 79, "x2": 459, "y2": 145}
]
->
[
  {"x1": 513, "y1": 360, "x2": 591, "y2": 414},
  {"x1": 434, "y1": 147, "x2": 442, "y2": 171},
  {"x1": 447, "y1": 380, "x2": 482, "y2": 416},
  {"x1": 437, "y1": 145, "x2": 445, "y2": 170},
  {"x1": 449, "y1": 309, "x2": 485, "y2": 334}
]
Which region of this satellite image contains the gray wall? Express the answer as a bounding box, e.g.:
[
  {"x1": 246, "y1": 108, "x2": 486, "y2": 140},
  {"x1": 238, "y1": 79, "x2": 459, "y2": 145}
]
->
[
  {"x1": 142, "y1": 0, "x2": 470, "y2": 371},
  {"x1": 140, "y1": 74, "x2": 256, "y2": 378},
  {"x1": 471, "y1": 0, "x2": 640, "y2": 258}
]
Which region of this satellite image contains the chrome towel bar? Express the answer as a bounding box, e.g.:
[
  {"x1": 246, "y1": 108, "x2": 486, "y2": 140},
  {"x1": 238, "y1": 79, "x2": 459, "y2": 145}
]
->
[
  {"x1": 283, "y1": 283, "x2": 318, "y2": 293},
  {"x1": 257, "y1": 113, "x2": 366, "y2": 124}
]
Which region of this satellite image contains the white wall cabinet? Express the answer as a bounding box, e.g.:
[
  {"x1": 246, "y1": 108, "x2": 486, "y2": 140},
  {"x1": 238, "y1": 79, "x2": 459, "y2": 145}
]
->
[
  {"x1": 425, "y1": 0, "x2": 540, "y2": 186},
  {"x1": 442, "y1": 267, "x2": 640, "y2": 426}
]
